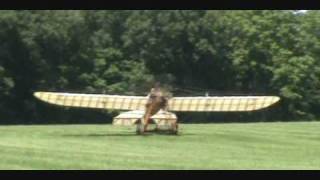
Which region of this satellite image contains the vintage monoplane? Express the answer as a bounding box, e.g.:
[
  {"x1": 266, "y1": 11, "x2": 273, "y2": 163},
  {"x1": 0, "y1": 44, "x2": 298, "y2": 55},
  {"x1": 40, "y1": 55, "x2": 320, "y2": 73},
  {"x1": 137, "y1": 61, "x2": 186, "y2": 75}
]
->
[{"x1": 33, "y1": 84, "x2": 280, "y2": 134}]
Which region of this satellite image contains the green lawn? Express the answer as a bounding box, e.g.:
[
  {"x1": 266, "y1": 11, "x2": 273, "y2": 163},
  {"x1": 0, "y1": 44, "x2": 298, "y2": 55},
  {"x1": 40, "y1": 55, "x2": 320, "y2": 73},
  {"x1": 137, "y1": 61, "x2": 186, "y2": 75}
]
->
[{"x1": 0, "y1": 122, "x2": 319, "y2": 169}]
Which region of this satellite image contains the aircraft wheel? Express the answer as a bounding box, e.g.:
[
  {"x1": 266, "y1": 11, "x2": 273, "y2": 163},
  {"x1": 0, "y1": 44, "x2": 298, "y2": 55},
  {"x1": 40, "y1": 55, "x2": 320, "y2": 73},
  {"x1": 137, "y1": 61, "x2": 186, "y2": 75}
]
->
[
  {"x1": 171, "y1": 123, "x2": 178, "y2": 135},
  {"x1": 136, "y1": 120, "x2": 145, "y2": 135}
]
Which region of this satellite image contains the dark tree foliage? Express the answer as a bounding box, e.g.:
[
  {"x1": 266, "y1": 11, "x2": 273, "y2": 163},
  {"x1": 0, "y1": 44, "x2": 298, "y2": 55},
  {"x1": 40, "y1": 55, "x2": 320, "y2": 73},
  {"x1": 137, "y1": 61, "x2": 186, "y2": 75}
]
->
[{"x1": 0, "y1": 10, "x2": 319, "y2": 124}]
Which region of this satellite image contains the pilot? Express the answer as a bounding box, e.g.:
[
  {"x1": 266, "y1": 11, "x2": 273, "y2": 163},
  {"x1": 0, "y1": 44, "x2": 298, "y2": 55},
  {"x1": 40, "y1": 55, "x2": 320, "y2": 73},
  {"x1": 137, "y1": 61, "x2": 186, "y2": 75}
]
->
[{"x1": 146, "y1": 82, "x2": 168, "y2": 110}]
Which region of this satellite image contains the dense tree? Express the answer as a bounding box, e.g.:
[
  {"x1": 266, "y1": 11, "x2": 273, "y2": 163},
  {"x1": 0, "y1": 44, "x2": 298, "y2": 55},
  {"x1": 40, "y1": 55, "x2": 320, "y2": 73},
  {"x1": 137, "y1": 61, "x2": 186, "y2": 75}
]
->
[{"x1": 0, "y1": 10, "x2": 319, "y2": 124}]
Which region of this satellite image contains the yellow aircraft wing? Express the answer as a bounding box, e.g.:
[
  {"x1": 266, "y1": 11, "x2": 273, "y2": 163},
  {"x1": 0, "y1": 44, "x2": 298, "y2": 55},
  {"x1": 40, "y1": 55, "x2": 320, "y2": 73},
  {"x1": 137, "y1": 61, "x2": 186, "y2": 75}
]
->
[
  {"x1": 34, "y1": 92, "x2": 148, "y2": 110},
  {"x1": 167, "y1": 96, "x2": 280, "y2": 112}
]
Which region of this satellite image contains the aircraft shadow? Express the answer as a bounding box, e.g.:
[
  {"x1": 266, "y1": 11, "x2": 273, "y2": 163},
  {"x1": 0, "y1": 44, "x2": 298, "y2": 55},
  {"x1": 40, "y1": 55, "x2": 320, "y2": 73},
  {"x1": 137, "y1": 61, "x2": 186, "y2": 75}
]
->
[
  {"x1": 61, "y1": 133, "x2": 138, "y2": 137},
  {"x1": 61, "y1": 132, "x2": 195, "y2": 137}
]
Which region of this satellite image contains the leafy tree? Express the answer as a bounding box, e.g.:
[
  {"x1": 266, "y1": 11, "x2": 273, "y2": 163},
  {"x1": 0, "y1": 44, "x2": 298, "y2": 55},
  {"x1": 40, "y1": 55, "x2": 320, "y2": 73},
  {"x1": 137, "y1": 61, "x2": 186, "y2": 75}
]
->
[{"x1": 1, "y1": 10, "x2": 320, "y2": 123}]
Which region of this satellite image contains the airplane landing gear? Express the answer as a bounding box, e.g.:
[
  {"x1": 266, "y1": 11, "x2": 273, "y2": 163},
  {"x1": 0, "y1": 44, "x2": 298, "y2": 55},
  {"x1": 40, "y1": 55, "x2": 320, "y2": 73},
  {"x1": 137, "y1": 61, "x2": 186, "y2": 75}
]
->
[
  {"x1": 136, "y1": 119, "x2": 179, "y2": 135},
  {"x1": 136, "y1": 119, "x2": 145, "y2": 135},
  {"x1": 171, "y1": 123, "x2": 178, "y2": 135}
]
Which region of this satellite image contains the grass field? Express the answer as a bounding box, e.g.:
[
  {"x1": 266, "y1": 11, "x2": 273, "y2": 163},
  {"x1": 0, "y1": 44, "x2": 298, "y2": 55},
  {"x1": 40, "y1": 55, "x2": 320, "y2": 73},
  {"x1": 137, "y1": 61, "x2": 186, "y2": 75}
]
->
[{"x1": 0, "y1": 122, "x2": 319, "y2": 169}]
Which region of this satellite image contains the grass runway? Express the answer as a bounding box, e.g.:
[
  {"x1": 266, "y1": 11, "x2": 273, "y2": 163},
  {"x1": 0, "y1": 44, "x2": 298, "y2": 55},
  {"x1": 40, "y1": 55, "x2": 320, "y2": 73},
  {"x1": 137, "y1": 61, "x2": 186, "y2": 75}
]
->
[{"x1": 0, "y1": 122, "x2": 319, "y2": 169}]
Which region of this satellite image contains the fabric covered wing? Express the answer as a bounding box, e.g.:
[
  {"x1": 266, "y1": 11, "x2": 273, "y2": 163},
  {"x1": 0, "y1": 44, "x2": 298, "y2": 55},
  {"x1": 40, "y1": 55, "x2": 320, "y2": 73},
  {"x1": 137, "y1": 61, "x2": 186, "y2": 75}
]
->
[
  {"x1": 34, "y1": 92, "x2": 148, "y2": 110},
  {"x1": 167, "y1": 96, "x2": 280, "y2": 112}
]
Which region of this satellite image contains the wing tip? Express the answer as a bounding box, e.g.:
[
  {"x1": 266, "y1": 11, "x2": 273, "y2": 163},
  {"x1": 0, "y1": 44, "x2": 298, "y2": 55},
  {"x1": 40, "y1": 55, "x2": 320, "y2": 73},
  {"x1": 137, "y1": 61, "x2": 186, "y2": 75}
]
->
[
  {"x1": 272, "y1": 96, "x2": 281, "y2": 104},
  {"x1": 33, "y1": 92, "x2": 42, "y2": 99},
  {"x1": 259, "y1": 96, "x2": 281, "y2": 110}
]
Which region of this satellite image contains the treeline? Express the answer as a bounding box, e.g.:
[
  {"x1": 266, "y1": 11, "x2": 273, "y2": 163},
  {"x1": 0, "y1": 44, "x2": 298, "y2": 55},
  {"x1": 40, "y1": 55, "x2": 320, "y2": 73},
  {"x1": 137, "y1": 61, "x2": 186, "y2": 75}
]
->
[{"x1": 1, "y1": 10, "x2": 320, "y2": 124}]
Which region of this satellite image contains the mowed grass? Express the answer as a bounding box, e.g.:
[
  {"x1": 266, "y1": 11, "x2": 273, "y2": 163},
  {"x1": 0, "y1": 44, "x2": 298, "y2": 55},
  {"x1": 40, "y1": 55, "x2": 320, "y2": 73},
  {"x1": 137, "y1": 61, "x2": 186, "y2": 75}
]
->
[{"x1": 0, "y1": 122, "x2": 320, "y2": 169}]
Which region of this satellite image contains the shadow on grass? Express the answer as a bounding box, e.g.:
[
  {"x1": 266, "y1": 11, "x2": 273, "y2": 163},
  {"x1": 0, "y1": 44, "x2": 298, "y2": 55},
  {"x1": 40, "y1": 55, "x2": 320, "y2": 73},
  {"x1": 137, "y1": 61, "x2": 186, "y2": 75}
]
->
[
  {"x1": 62, "y1": 133, "x2": 137, "y2": 137},
  {"x1": 61, "y1": 132, "x2": 196, "y2": 137}
]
